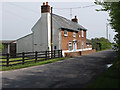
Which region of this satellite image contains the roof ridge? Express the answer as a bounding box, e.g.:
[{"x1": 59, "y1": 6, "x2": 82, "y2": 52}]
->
[{"x1": 53, "y1": 14, "x2": 87, "y2": 31}]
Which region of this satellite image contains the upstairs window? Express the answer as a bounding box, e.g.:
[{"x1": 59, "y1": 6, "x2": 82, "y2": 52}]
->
[
  {"x1": 73, "y1": 32, "x2": 76, "y2": 37},
  {"x1": 69, "y1": 42, "x2": 72, "y2": 51},
  {"x1": 64, "y1": 30, "x2": 68, "y2": 36},
  {"x1": 82, "y1": 30, "x2": 84, "y2": 37}
]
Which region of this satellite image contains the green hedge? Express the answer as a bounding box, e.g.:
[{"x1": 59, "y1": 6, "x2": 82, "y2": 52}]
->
[{"x1": 90, "y1": 37, "x2": 112, "y2": 51}]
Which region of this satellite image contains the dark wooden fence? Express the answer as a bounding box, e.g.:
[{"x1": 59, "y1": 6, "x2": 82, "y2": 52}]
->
[{"x1": 0, "y1": 50, "x2": 62, "y2": 67}]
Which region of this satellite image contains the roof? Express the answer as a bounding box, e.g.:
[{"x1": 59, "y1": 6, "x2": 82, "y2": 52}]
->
[
  {"x1": 0, "y1": 40, "x2": 16, "y2": 44},
  {"x1": 16, "y1": 33, "x2": 32, "y2": 41},
  {"x1": 52, "y1": 14, "x2": 87, "y2": 31}
]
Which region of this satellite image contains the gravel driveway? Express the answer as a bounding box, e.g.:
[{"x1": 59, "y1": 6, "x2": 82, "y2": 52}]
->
[{"x1": 1, "y1": 49, "x2": 116, "y2": 88}]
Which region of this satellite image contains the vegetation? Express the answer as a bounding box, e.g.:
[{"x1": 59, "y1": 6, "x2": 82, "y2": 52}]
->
[
  {"x1": 0, "y1": 42, "x2": 3, "y2": 53},
  {"x1": 87, "y1": 64, "x2": 120, "y2": 88},
  {"x1": 95, "y1": 0, "x2": 120, "y2": 68},
  {"x1": 87, "y1": 0, "x2": 120, "y2": 88},
  {"x1": 90, "y1": 37, "x2": 112, "y2": 51},
  {"x1": 1, "y1": 57, "x2": 69, "y2": 71}
]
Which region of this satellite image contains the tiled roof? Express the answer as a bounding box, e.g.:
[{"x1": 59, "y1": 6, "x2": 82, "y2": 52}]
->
[
  {"x1": 0, "y1": 40, "x2": 16, "y2": 44},
  {"x1": 53, "y1": 14, "x2": 87, "y2": 31}
]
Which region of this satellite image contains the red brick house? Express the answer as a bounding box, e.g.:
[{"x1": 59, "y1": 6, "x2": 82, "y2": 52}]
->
[{"x1": 17, "y1": 2, "x2": 93, "y2": 57}]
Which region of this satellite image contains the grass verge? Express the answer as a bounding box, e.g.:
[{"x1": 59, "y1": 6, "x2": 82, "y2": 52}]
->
[
  {"x1": 87, "y1": 64, "x2": 120, "y2": 88},
  {"x1": 1, "y1": 57, "x2": 69, "y2": 71}
]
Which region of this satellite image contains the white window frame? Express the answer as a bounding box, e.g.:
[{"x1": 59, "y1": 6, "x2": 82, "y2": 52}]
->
[
  {"x1": 73, "y1": 32, "x2": 76, "y2": 37},
  {"x1": 87, "y1": 44, "x2": 89, "y2": 48},
  {"x1": 82, "y1": 30, "x2": 84, "y2": 37},
  {"x1": 64, "y1": 30, "x2": 68, "y2": 36},
  {"x1": 69, "y1": 42, "x2": 72, "y2": 51},
  {"x1": 82, "y1": 42, "x2": 84, "y2": 49}
]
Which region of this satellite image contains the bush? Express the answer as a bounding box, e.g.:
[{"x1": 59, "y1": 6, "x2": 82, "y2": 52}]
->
[
  {"x1": 0, "y1": 43, "x2": 4, "y2": 53},
  {"x1": 90, "y1": 37, "x2": 112, "y2": 51}
]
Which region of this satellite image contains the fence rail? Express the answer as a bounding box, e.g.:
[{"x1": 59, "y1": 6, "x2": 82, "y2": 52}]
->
[{"x1": 0, "y1": 50, "x2": 62, "y2": 67}]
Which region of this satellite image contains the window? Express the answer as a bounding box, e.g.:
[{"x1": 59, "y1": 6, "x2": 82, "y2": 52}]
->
[
  {"x1": 64, "y1": 30, "x2": 68, "y2": 36},
  {"x1": 82, "y1": 42, "x2": 84, "y2": 49},
  {"x1": 82, "y1": 30, "x2": 84, "y2": 37},
  {"x1": 69, "y1": 42, "x2": 72, "y2": 51},
  {"x1": 73, "y1": 32, "x2": 76, "y2": 37},
  {"x1": 87, "y1": 45, "x2": 89, "y2": 48}
]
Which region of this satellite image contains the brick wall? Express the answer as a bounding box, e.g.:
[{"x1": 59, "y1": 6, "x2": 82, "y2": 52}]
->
[
  {"x1": 64, "y1": 49, "x2": 96, "y2": 57},
  {"x1": 80, "y1": 49, "x2": 96, "y2": 55},
  {"x1": 61, "y1": 29, "x2": 87, "y2": 51}
]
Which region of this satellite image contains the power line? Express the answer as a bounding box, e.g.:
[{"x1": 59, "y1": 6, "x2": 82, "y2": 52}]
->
[
  {"x1": 4, "y1": 10, "x2": 35, "y2": 24},
  {"x1": 54, "y1": 4, "x2": 96, "y2": 19},
  {"x1": 6, "y1": 3, "x2": 39, "y2": 14},
  {"x1": 54, "y1": 5, "x2": 96, "y2": 9}
]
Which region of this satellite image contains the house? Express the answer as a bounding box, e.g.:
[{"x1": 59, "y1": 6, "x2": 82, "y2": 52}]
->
[
  {"x1": 86, "y1": 39, "x2": 92, "y2": 48},
  {"x1": 17, "y1": 2, "x2": 93, "y2": 57},
  {"x1": 0, "y1": 40, "x2": 16, "y2": 55}
]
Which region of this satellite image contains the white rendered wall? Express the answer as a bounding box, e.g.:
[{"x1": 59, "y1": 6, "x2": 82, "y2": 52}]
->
[
  {"x1": 17, "y1": 34, "x2": 33, "y2": 53},
  {"x1": 32, "y1": 13, "x2": 51, "y2": 51},
  {"x1": 52, "y1": 17, "x2": 61, "y2": 50}
]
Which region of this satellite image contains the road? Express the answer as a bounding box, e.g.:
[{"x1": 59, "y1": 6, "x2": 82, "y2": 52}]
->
[{"x1": 2, "y1": 49, "x2": 116, "y2": 88}]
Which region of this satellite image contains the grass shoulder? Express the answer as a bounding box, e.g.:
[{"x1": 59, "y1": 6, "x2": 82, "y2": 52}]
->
[
  {"x1": 1, "y1": 57, "x2": 70, "y2": 71},
  {"x1": 87, "y1": 63, "x2": 120, "y2": 88}
]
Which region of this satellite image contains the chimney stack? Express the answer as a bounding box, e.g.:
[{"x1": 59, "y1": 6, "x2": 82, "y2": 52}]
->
[
  {"x1": 41, "y1": 2, "x2": 50, "y2": 13},
  {"x1": 72, "y1": 16, "x2": 78, "y2": 23}
]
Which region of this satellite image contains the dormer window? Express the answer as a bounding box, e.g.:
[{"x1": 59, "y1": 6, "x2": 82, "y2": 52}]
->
[
  {"x1": 64, "y1": 30, "x2": 68, "y2": 36},
  {"x1": 73, "y1": 32, "x2": 76, "y2": 37}
]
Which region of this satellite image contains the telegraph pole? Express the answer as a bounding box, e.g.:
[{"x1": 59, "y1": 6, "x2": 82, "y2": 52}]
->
[
  {"x1": 51, "y1": 7, "x2": 53, "y2": 58},
  {"x1": 106, "y1": 23, "x2": 108, "y2": 40}
]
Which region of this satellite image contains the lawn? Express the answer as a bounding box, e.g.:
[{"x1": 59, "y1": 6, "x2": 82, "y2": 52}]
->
[
  {"x1": 1, "y1": 57, "x2": 69, "y2": 71},
  {"x1": 87, "y1": 64, "x2": 120, "y2": 88},
  {"x1": 1, "y1": 57, "x2": 45, "y2": 66}
]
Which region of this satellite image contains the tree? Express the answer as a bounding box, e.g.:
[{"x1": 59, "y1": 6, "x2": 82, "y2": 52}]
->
[
  {"x1": 95, "y1": 0, "x2": 120, "y2": 69},
  {"x1": 90, "y1": 37, "x2": 111, "y2": 51}
]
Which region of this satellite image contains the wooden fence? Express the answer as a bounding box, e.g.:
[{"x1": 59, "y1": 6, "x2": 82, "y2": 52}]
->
[{"x1": 0, "y1": 50, "x2": 62, "y2": 67}]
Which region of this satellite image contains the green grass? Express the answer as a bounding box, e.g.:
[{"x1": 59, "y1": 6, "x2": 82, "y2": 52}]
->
[
  {"x1": 87, "y1": 65, "x2": 120, "y2": 88},
  {"x1": 1, "y1": 57, "x2": 69, "y2": 71},
  {"x1": 1, "y1": 57, "x2": 45, "y2": 65}
]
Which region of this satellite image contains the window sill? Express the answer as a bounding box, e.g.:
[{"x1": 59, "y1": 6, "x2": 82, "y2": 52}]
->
[{"x1": 64, "y1": 35, "x2": 68, "y2": 37}]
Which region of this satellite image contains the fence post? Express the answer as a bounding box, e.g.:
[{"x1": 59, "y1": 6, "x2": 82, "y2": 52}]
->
[
  {"x1": 51, "y1": 50, "x2": 53, "y2": 59},
  {"x1": 54, "y1": 50, "x2": 56, "y2": 58},
  {"x1": 35, "y1": 51, "x2": 37, "y2": 63},
  {"x1": 22, "y1": 52, "x2": 25, "y2": 65},
  {"x1": 6, "y1": 53, "x2": 9, "y2": 67},
  {"x1": 45, "y1": 51, "x2": 48, "y2": 60},
  {"x1": 61, "y1": 49, "x2": 62, "y2": 57}
]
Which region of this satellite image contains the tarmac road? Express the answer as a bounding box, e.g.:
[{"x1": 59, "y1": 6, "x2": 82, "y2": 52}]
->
[{"x1": 2, "y1": 49, "x2": 116, "y2": 88}]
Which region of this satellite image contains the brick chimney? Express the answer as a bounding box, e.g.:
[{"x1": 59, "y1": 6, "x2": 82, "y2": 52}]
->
[
  {"x1": 72, "y1": 16, "x2": 78, "y2": 23},
  {"x1": 41, "y1": 2, "x2": 50, "y2": 13}
]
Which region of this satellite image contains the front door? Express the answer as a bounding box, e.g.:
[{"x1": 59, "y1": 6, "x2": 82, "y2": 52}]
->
[{"x1": 73, "y1": 41, "x2": 76, "y2": 51}]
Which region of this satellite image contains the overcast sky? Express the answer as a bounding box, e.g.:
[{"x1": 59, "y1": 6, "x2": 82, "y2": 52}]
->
[{"x1": 1, "y1": 1, "x2": 116, "y2": 42}]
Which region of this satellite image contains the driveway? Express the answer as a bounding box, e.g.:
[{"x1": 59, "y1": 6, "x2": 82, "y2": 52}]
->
[{"x1": 2, "y1": 49, "x2": 116, "y2": 88}]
